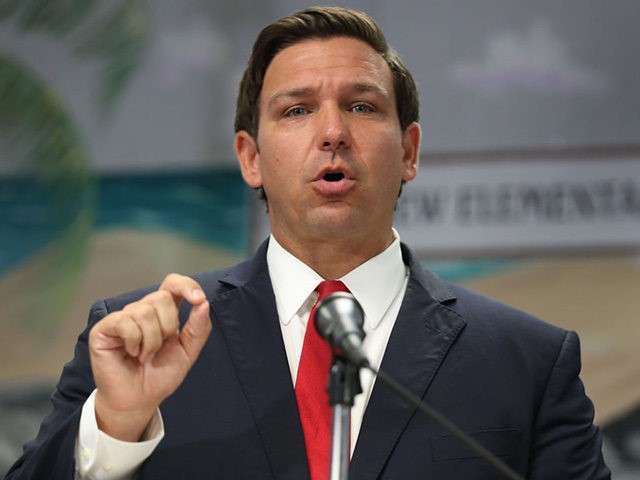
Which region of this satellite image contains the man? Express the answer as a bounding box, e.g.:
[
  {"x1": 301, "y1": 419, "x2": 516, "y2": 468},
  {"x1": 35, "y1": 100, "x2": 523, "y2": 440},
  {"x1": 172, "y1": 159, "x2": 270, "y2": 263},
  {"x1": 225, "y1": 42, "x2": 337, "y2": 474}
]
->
[{"x1": 7, "y1": 6, "x2": 610, "y2": 479}]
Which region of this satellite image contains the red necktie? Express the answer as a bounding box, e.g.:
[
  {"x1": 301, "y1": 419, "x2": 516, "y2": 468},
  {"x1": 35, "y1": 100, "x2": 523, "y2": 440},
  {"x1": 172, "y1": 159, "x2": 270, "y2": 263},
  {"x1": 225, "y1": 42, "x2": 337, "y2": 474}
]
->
[{"x1": 296, "y1": 280, "x2": 349, "y2": 480}]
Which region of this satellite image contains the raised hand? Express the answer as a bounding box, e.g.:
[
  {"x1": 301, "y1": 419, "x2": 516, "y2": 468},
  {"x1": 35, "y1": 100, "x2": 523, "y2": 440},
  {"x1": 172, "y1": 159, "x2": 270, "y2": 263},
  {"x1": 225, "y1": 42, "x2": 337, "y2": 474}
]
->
[{"x1": 89, "y1": 273, "x2": 212, "y2": 441}]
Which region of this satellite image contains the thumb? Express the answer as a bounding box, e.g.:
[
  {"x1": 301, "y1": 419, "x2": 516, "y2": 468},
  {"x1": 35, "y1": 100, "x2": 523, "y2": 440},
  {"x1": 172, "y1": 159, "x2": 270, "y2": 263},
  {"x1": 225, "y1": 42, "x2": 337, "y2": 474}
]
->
[{"x1": 180, "y1": 300, "x2": 212, "y2": 365}]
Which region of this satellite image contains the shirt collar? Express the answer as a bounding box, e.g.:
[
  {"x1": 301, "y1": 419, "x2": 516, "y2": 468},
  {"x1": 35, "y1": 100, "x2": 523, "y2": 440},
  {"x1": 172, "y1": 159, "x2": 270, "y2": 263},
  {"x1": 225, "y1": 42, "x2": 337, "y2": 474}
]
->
[
  {"x1": 267, "y1": 236, "x2": 324, "y2": 326},
  {"x1": 341, "y1": 231, "x2": 406, "y2": 329},
  {"x1": 267, "y1": 230, "x2": 406, "y2": 329}
]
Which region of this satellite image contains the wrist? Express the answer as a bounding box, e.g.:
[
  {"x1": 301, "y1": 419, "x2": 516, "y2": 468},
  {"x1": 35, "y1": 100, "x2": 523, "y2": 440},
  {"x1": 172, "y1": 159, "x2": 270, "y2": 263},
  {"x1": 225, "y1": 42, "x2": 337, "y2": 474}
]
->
[{"x1": 94, "y1": 391, "x2": 157, "y2": 442}]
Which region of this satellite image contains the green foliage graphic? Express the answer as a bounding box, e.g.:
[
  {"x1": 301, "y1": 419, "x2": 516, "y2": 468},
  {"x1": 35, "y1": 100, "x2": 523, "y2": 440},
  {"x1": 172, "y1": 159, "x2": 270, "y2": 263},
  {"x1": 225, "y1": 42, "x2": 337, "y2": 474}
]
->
[{"x1": 0, "y1": 0, "x2": 149, "y2": 332}]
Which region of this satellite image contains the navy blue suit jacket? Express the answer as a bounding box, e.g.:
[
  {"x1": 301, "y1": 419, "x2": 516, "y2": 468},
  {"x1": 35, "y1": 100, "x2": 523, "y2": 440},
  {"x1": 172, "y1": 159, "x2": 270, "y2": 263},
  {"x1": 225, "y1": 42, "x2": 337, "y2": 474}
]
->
[{"x1": 7, "y1": 240, "x2": 610, "y2": 479}]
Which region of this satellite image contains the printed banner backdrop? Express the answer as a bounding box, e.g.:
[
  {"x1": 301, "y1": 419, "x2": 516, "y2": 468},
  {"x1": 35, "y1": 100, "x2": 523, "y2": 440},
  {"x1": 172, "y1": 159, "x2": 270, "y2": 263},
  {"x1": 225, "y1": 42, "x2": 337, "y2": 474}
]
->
[
  {"x1": 397, "y1": 149, "x2": 640, "y2": 256},
  {"x1": 1, "y1": 0, "x2": 639, "y2": 477}
]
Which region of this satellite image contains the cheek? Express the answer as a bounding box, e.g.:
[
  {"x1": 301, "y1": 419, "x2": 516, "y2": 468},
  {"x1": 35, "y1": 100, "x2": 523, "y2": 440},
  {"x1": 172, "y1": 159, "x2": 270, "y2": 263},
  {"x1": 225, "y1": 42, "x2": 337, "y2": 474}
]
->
[
  {"x1": 260, "y1": 128, "x2": 302, "y2": 164},
  {"x1": 268, "y1": 141, "x2": 312, "y2": 182},
  {"x1": 369, "y1": 135, "x2": 407, "y2": 176},
  {"x1": 260, "y1": 153, "x2": 298, "y2": 198}
]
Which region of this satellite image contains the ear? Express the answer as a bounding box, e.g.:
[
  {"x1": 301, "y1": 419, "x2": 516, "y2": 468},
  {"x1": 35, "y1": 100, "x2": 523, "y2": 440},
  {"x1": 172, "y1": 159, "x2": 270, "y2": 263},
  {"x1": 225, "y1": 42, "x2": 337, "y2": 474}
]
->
[
  {"x1": 235, "y1": 130, "x2": 262, "y2": 188},
  {"x1": 400, "y1": 122, "x2": 421, "y2": 182}
]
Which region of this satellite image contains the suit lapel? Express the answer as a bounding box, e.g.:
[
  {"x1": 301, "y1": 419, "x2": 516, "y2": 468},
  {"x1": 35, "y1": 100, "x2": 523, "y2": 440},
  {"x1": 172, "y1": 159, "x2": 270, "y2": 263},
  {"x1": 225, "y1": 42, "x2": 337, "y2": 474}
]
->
[
  {"x1": 208, "y1": 241, "x2": 465, "y2": 479},
  {"x1": 350, "y1": 246, "x2": 466, "y2": 480},
  {"x1": 212, "y1": 243, "x2": 310, "y2": 480}
]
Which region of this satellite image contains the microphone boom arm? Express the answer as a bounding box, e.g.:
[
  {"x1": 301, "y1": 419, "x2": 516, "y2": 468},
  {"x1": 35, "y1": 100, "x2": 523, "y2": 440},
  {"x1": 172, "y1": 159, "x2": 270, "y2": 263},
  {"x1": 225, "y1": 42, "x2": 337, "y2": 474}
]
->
[
  {"x1": 367, "y1": 364, "x2": 525, "y2": 480},
  {"x1": 315, "y1": 292, "x2": 525, "y2": 480}
]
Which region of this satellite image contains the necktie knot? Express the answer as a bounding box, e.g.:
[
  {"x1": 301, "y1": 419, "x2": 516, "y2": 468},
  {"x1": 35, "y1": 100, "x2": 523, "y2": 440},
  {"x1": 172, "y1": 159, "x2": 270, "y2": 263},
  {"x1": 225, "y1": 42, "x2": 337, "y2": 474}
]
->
[{"x1": 316, "y1": 279, "x2": 349, "y2": 304}]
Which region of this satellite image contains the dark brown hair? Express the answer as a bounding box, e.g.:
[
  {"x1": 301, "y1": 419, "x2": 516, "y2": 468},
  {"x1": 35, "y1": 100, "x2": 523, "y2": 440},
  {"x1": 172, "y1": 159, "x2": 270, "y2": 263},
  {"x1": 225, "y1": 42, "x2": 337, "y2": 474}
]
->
[{"x1": 234, "y1": 6, "x2": 419, "y2": 138}]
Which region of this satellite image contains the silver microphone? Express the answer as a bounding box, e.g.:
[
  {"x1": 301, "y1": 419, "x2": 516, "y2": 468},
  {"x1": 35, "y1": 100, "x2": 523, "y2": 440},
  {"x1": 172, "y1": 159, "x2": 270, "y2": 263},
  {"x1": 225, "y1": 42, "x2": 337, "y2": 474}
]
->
[{"x1": 314, "y1": 292, "x2": 369, "y2": 367}]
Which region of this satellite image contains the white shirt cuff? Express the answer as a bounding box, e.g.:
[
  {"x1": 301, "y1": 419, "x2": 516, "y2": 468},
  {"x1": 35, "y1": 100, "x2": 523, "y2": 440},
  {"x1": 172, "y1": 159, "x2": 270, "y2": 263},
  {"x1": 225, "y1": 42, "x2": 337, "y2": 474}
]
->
[{"x1": 75, "y1": 389, "x2": 164, "y2": 480}]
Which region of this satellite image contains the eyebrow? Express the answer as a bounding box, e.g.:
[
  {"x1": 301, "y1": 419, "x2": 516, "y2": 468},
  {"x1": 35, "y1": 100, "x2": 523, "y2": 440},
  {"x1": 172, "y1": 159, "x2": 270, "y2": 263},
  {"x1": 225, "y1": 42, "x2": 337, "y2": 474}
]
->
[
  {"x1": 265, "y1": 87, "x2": 315, "y2": 111},
  {"x1": 265, "y1": 82, "x2": 390, "y2": 111}
]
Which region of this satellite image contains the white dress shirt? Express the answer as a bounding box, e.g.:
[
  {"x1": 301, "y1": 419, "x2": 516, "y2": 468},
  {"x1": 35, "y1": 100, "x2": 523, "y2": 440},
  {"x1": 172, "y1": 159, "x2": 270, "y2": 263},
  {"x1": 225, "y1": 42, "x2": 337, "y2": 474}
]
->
[
  {"x1": 75, "y1": 231, "x2": 408, "y2": 478},
  {"x1": 268, "y1": 232, "x2": 408, "y2": 455}
]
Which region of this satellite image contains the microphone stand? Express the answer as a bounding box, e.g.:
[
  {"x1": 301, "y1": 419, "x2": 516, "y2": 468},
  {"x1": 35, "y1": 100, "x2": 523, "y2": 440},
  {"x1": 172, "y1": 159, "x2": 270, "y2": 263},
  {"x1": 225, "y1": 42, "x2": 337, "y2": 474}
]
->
[{"x1": 327, "y1": 355, "x2": 362, "y2": 480}]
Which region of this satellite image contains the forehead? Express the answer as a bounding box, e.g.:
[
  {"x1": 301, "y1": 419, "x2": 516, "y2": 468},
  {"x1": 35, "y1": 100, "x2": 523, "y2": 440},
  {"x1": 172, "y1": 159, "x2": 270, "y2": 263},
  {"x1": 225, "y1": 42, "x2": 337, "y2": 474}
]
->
[{"x1": 261, "y1": 36, "x2": 393, "y2": 98}]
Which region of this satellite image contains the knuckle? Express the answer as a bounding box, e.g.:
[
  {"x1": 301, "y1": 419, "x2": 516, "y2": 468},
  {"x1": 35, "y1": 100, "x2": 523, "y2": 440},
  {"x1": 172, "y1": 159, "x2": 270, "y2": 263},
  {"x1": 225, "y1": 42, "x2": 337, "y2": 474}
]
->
[
  {"x1": 150, "y1": 295, "x2": 179, "y2": 326},
  {"x1": 164, "y1": 272, "x2": 183, "y2": 285},
  {"x1": 127, "y1": 326, "x2": 142, "y2": 343},
  {"x1": 90, "y1": 311, "x2": 120, "y2": 335},
  {"x1": 156, "y1": 290, "x2": 176, "y2": 308},
  {"x1": 122, "y1": 301, "x2": 137, "y2": 313},
  {"x1": 125, "y1": 302, "x2": 155, "y2": 319},
  {"x1": 160, "y1": 273, "x2": 192, "y2": 295}
]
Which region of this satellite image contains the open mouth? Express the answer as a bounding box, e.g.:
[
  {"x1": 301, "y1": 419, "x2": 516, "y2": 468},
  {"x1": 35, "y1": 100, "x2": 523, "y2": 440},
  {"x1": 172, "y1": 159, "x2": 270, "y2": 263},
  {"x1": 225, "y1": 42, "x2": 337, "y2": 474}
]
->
[
  {"x1": 314, "y1": 169, "x2": 354, "y2": 195},
  {"x1": 323, "y1": 172, "x2": 345, "y2": 182}
]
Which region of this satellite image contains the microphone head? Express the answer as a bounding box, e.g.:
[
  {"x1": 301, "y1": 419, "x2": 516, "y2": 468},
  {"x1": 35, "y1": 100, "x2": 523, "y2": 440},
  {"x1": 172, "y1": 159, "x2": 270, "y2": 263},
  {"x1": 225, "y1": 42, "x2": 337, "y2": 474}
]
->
[{"x1": 314, "y1": 292, "x2": 365, "y2": 364}]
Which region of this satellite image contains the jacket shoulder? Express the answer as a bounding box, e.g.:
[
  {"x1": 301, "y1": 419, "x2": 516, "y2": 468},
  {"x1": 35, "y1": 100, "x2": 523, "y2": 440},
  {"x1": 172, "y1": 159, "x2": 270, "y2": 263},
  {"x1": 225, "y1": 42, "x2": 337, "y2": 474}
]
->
[{"x1": 100, "y1": 265, "x2": 236, "y2": 314}]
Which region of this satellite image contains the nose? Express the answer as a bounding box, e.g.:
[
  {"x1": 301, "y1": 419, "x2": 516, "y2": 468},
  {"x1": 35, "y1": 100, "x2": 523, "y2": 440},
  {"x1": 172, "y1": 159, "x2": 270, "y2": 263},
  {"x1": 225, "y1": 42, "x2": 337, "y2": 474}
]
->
[{"x1": 318, "y1": 105, "x2": 351, "y2": 151}]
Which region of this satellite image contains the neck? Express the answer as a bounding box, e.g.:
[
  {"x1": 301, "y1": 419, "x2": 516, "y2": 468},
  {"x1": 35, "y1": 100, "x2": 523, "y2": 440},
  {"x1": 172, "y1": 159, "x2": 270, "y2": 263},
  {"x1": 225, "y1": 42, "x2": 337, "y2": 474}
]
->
[{"x1": 272, "y1": 230, "x2": 396, "y2": 279}]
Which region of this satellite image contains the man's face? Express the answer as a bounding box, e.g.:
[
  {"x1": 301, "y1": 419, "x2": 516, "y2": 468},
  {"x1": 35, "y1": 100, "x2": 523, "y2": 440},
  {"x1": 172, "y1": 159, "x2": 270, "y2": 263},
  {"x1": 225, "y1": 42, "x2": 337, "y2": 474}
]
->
[{"x1": 236, "y1": 36, "x2": 420, "y2": 249}]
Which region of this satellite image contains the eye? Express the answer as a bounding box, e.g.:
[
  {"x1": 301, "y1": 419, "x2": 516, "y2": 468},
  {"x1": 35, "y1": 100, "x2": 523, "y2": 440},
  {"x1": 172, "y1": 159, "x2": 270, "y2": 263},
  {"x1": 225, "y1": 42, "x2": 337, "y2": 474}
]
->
[
  {"x1": 351, "y1": 103, "x2": 374, "y2": 114},
  {"x1": 285, "y1": 106, "x2": 308, "y2": 117}
]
